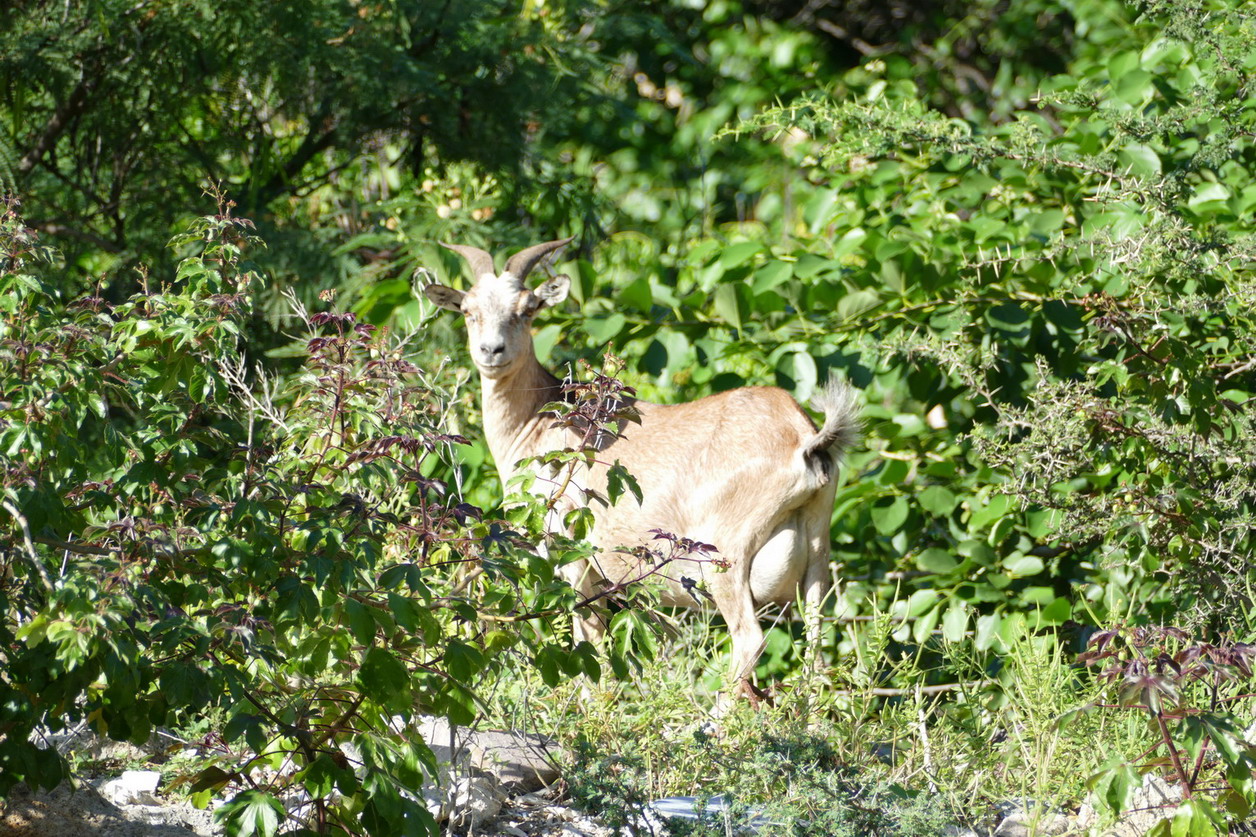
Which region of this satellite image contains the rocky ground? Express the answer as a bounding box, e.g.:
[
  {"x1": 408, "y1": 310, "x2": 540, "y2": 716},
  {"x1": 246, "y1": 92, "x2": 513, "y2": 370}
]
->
[
  {"x1": 1, "y1": 718, "x2": 617, "y2": 837},
  {"x1": 0, "y1": 721, "x2": 1189, "y2": 836},
  {"x1": 0, "y1": 780, "x2": 617, "y2": 837}
]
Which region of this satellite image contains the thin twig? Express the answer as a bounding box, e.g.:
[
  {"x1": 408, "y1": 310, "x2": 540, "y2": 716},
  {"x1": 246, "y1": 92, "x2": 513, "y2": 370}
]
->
[
  {"x1": 832, "y1": 679, "x2": 996, "y2": 697},
  {"x1": 2, "y1": 496, "x2": 54, "y2": 590}
]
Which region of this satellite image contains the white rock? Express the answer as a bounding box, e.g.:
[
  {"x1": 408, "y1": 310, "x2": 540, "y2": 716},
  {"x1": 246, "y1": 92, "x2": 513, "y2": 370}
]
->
[
  {"x1": 448, "y1": 775, "x2": 506, "y2": 828},
  {"x1": 421, "y1": 781, "x2": 448, "y2": 822},
  {"x1": 1076, "y1": 773, "x2": 1184, "y2": 836},
  {"x1": 98, "y1": 770, "x2": 163, "y2": 806},
  {"x1": 993, "y1": 799, "x2": 1071, "y2": 836},
  {"x1": 471, "y1": 728, "x2": 562, "y2": 791},
  {"x1": 498, "y1": 824, "x2": 530, "y2": 837}
]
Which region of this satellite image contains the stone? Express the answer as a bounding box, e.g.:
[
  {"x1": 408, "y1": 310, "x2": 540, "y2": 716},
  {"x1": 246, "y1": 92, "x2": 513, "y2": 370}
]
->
[
  {"x1": 1075, "y1": 774, "x2": 1184, "y2": 836},
  {"x1": 409, "y1": 715, "x2": 563, "y2": 792},
  {"x1": 98, "y1": 770, "x2": 163, "y2": 807},
  {"x1": 414, "y1": 715, "x2": 472, "y2": 772},
  {"x1": 470, "y1": 728, "x2": 563, "y2": 792},
  {"x1": 634, "y1": 795, "x2": 772, "y2": 836},
  {"x1": 993, "y1": 800, "x2": 1072, "y2": 836},
  {"x1": 447, "y1": 775, "x2": 507, "y2": 829},
  {"x1": 420, "y1": 780, "x2": 448, "y2": 822}
]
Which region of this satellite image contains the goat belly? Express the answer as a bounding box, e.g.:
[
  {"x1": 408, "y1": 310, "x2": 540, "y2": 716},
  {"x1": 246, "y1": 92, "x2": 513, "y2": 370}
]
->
[{"x1": 747, "y1": 516, "x2": 808, "y2": 605}]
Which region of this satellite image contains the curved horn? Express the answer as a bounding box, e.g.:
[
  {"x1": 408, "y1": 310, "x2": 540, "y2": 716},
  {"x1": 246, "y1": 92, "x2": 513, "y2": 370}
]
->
[
  {"x1": 503, "y1": 237, "x2": 574, "y2": 282},
  {"x1": 440, "y1": 243, "x2": 496, "y2": 281}
]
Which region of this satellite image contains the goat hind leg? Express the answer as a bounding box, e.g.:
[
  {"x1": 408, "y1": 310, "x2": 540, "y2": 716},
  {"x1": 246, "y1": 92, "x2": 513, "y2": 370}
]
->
[{"x1": 801, "y1": 491, "x2": 837, "y2": 674}]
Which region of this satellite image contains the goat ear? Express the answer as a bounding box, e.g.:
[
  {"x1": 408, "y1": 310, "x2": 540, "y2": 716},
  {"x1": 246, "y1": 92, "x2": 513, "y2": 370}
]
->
[
  {"x1": 424, "y1": 283, "x2": 465, "y2": 313},
  {"x1": 530, "y1": 274, "x2": 570, "y2": 311}
]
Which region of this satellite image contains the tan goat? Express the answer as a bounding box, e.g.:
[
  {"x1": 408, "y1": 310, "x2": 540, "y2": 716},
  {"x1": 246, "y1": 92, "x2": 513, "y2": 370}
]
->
[{"x1": 425, "y1": 238, "x2": 859, "y2": 696}]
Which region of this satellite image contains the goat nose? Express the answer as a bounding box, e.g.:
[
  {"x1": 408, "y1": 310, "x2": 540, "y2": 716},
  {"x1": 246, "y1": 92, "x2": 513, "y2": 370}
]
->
[{"x1": 480, "y1": 342, "x2": 504, "y2": 358}]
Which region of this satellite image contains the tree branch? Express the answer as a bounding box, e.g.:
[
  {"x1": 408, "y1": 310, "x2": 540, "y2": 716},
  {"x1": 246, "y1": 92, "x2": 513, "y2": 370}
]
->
[
  {"x1": 18, "y1": 76, "x2": 94, "y2": 178},
  {"x1": 252, "y1": 108, "x2": 340, "y2": 207}
]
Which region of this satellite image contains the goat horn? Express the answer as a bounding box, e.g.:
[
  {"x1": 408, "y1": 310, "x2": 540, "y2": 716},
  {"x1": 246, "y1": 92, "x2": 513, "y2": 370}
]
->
[
  {"x1": 503, "y1": 237, "x2": 575, "y2": 282},
  {"x1": 440, "y1": 243, "x2": 496, "y2": 280}
]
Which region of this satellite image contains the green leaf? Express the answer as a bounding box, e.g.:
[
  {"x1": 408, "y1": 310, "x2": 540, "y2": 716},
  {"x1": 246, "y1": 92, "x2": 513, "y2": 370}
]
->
[
  {"x1": 1114, "y1": 68, "x2": 1154, "y2": 104},
  {"x1": 1030, "y1": 209, "x2": 1066, "y2": 236},
  {"x1": 912, "y1": 603, "x2": 941, "y2": 643},
  {"x1": 216, "y1": 790, "x2": 285, "y2": 837},
  {"x1": 776, "y1": 351, "x2": 817, "y2": 399},
  {"x1": 344, "y1": 599, "x2": 376, "y2": 645},
  {"x1": 1004, "y1": 555, "x2": 1045, "y2": 577},
  {"x1": 564, "y1": 507, "x2": 594, "y2": 539},
  {"x1": 918, "y1": 486, "x2": 957, "y2": 515},
  {"x1": 831, "y1": 227, "x2": 867, "y2": 260},
  {"x1": 188, "y1": 765, "x2": 235, "y2": 794},
  {"x1": 986, "y1": 303, "x2": 1029, "y2": 334},
  {"x1": 719, "y1": 241, "x2": 762, "y2": 269},
  {"x1": 837, "y1": 289, "x2": 880, "y2": 321},
  {"x1": 974, "y1": 613, "x2": 1001, "y2": 651},
  {"x1": 296, "y1": 755, "x2": 354, "y2": 799},
  {"x1": 1039, "y1": 596, "x2": 1072, "y2": 625},
  {"x1": 871, "y1": 496, "x2": 909, "y2": 535},
  {"x1": 223, "y1": 713, "x2": 265, "y2": 752},
  {"x1": 575, "y1": 642, "x2": 601, "y2": 682},
  {"x1": 534, "y1": 646, "x2": 561, "y2": 687},
  {"x1": 906, "y1": 589, "x2": 938, "y2": 618},
  {"x1": 969, "y1": 493, "x2": 1013, "y2": 529},
  {"x1": 387, "y1": 593, "x2": 421, "y2": 633},
  {"x1": 1162, "y1": 798, "x2": 1224, "y2": 836},
  {"x1": 916, "y1": 548, "x2": 958, "y2": 574},
  {"x1": 941, "y1": 602, "x2": 968, "y2": 642},
  {"x1": 1119, "y1": 144, "x2": 1161, "y2": 177},
  {"x1": 619, "y1": 277, "x2": 653, "y2": 312},
  {"x1": 533, "y1": 323, "x2": 562, "y2": 364},
  {"x1": 358, "y1": 647, "x2": 409, "y2": 703},
  {"x1": 584, "y1": 313, "x2": 627, "y2": 343},
  {"x1": 1088, "y1": 760, "x2": 1140, "y2": 820},
  {"x1": 752, "y1": 260, "x2": 793, "y2": 293},
  {"x1": 1188, "y1": 182, "x2": 1231, "y2": 213},
  {"x1": 713, "y1": 283, "x2": 750, "y2": 330},
  {"x1": 606, "y1": 461, "x2": 643, "y2": 506},
  {"x1": 445, "y1": 640, "x2": 485, "y2": 682}
]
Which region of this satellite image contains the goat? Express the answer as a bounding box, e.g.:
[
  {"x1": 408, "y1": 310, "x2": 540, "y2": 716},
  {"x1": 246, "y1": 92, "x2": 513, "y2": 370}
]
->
[{"x1": 424, "y1": 237, "x2": 859, "y2": 698}]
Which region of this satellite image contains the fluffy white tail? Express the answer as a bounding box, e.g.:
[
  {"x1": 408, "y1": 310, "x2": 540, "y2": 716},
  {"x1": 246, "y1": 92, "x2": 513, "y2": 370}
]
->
[{"x1": 803, "y1": 377, "x2": 861, "y2": 465}]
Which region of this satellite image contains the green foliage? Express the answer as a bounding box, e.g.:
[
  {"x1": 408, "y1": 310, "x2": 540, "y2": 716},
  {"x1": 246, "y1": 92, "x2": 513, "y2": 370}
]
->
[
  {"x1": 7, "y1": 0, "x2": 1256, "y2": 831},
  {"x1": 565, "y1": 716, "x2": 962, "y2": 836},
  {"x1": 0, "y1": 0, "x2": 607, "y2": 288},
  {"x1": 712, "y1": 0, "x2": 1256, "y2": 644},
  {"x1": 0, "y1": 200, "x2": 604, "y2": 832},
  {"x1": 1075, "y1": 625, "x2": 1256, "y2": 835}
]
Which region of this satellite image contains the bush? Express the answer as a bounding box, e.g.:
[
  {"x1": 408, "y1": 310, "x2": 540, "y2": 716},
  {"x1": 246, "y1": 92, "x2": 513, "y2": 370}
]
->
[{"x1": 0, "y1": 196, "x2": 602, "y2": 833}]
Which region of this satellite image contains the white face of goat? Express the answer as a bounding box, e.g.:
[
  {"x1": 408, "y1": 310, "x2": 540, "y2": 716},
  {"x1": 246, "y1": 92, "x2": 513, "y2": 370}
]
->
[{"x1": 424, "y1": 240, "x2": 572, "y2": 379}]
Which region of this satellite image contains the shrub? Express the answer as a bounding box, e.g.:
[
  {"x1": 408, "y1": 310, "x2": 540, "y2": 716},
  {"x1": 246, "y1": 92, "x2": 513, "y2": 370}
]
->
[{"x1": 0, "y1": 196, "x2": 600, "y2": 834}]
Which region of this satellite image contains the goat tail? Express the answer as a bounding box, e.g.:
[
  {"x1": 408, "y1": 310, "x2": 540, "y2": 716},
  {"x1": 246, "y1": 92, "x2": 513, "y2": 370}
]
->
[{"x1": 803, "y1": 377, "x2": 861, "y2": 466}]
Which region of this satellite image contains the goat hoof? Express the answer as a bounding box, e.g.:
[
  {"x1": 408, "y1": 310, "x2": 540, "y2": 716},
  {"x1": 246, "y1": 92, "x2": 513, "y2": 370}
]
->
[{"x1": 739, "y1": 678, "x2": 774, "y2": 708}]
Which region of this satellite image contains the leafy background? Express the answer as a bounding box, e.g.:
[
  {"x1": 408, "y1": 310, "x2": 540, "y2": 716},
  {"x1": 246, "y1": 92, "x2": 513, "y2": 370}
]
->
[{"x1": 2, "y1": 0, "x2": 1255, "y2": 834}]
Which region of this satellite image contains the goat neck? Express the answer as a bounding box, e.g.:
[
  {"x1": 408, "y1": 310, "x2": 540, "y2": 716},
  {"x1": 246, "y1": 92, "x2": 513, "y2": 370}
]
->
[{"x1": 478, "y1": 329, "x2": 562, "y2": 485}]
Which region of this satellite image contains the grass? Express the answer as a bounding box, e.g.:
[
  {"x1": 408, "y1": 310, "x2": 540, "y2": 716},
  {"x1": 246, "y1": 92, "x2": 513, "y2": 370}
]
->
[{"x1": 479, "y1": 607, "x2": 1160, "y2": 836}]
